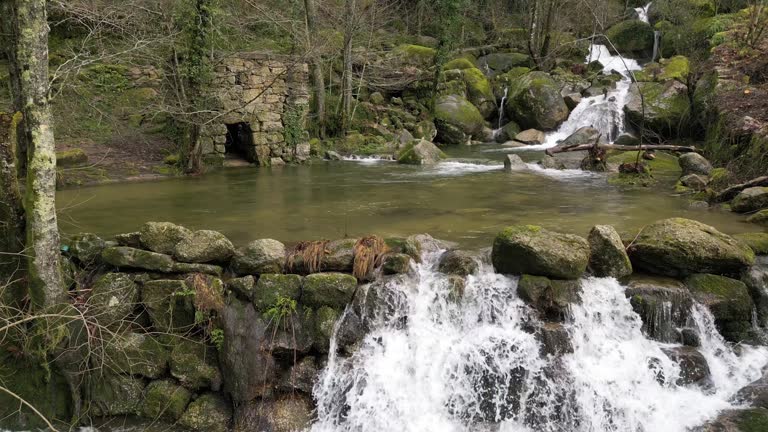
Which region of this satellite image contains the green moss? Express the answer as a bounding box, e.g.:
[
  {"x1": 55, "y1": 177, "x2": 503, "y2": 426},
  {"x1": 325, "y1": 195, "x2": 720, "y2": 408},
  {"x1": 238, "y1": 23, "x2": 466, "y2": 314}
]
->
[
  {"x1": 462, "y1": 67, "x2": 493, "y2": 100},
  {"x1": 56, "y1": 148, "x2": 88, "y2": 167},
  {"x1": 140, "y1": 379, "x2": 192, "y2": 422},
  {"x1": 686, "y1": 273, "x2": 747, "y2": 297},
  {"x1": 735, "y1": 408, "x2": 768, "y2": 432},
  {"x1": 659, "y1": 56, "x2": 690, "y2": 81},
  {"x1": 302, "y1": 273, "x2": 358, "y2": 309},
  {"x1": 393, "y1": 44, "x2": 436, "y2": 66},
  {"x1": 254, "y1": 274, "x2": 303, "y2": 313},
  {"x1": 733, "y1": 233, "x2": 768, "y2": 255},
  {"x1": 747, "y1": 209, "x2": 768, "y2": 227},
  {"x1": 443, "y1": 58, "x2": 476, "y2": 70}
]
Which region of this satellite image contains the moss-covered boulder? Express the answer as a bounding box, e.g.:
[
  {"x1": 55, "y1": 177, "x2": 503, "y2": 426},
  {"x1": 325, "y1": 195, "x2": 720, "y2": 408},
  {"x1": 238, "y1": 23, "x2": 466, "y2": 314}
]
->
[
  {"x1": 731, "y1": 187, "x2": 768, "y2": 213},
  {"x1": 253, "y1": 274, "x2": 303, "y2": 312},
  {"x1": 312, "y1": 306, "x2": 341, "y2": 353},
  {"x1": 734, "y1": 233, "x2": 768, "y2": 255},
  {"x1": 169, "y1": 339, "x2": 222, "y2": 391},
  {"x1": 87, "y1": 374, "x2": 145, "y2": 417},
  {"x1": 434, "y1": 95, "x2": 486, "y2": 145},
  {"x1": 477, "y1": 52, "x2": 531, "y2": 75},
  {"x1": 605, "y1": 20, "x2": 654, "y2": 56},
  {"x1": 102, "y1": 246, "x2": 175, "y2": 272},
  {"x1": 625, "y1": 275, "x2": 694, "y2": 343},
  {"x1": 322, "y1": 238, "x2": 356, "y2": 272},
  {"x1": 231, "y1": 239, "x2": 285, "y2": 275},
  {"x1": 686, "y1": 273, "x2": 755, "y2": 342},
  {"x1": 517, "y1": 275, "x2": 581, "y2": 321},
  {"x1": 397, "y1": 139, "x2": 446, "y2": 165},
  {"x1": 69, "y1": 232, "x2": 106, "y2": 264},
  {"x1": 142, "y1": 280, "x2": 196, "y2": 332},
  {"x1": 139, "y1": 222, "x2": 191, "y2": 254},
  {"x1": 443, "y1": 57, "x2": 476, "y2": 70},
  {"x1": 227, "y1": 275, "x2": 256, "y2": 301},
  {"x1": 697, "y1": 408, "x2": 768, "y2": 432},
  {"x1": 302, "y1": 272, "x2": 358, "y2": 309},
  {"x1": 624, "y1": 81, "x2": 689, "y2": 138},
  {"x1": 88, "y1": 273, "x2": 139, "y2": 326},
  {"x1": 179, "y1": 393, "x2": 232, "y2": 432},
  {"x1": 392, "y1": 44, "x2": 436, "y2": 68},
  {"x1": 747, "y1": 209, "x2": 768, "y2": 227},
  {"x1": 588, "y1": 225, "x2": 632, "y2": 278},
  {"x1": 495, "y1": 121, "x2": 521, "y2": 143},
  {"x1": 491, "y1": 225, "x2": 590, "y2": 279},
  {"x1": 437, "y1": 250, "x2": 479, "y2": 276},
  {"x1": 174, "y1": 230, "x2": 234, "y2": 263},
  {"x1": 461, "y1": 67, "x2": 496, "y2": 118},
  {"x1": 505, "y1": 72, "x2": 570, "y2": 131},
  {"x1": 141, "y1": 379, "x2": 192, "y2": 422},
  {"x1": 382, "y1": 253, "x2": 412, "y2": 275},
  {"x1": 626, "y1": 218, "x2": 755, "y2": 277},
  {"x1": 104, "y1": 332, "x2": 169, "y2": 378},
  {"x1": 662, "y1": 346, "x2": 711, "y2": 387}
]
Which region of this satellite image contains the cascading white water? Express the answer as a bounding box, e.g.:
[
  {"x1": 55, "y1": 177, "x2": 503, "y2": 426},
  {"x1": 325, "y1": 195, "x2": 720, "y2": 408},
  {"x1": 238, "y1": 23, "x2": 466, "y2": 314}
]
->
[
  {"x1": 499, "y1": 86, "x2": 510, "y2": 129},
  {"x1": 636, "y1": 2, "x2": 652, "y2": 24},
  {"x1": 310, "y1": 252, "x2": 768, "y2": 432}
]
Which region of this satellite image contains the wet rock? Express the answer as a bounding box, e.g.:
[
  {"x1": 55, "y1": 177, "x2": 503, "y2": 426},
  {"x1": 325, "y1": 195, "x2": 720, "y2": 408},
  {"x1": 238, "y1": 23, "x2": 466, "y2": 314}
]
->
[
  {"x1": 477, "y1": 52, "x2": 531, "y2": 75},
  {"x1": 536, "y1": 322, "x2": 573, "y2": 356},
  {"x1": 87, "y1": 374, "x2": 145, "y2": 417},
  {"x1": 102, "y1": 246, "x2": 175, "y2": 272},
  {"x1": 218, "y1": 297, "x2": 276, "y2": 402},
  {"x1": 322, "y1": 238, "x2": 356, "y2": 272},
  {"x1": 70, "y1": 233, "x2": 106, "y2": 265},
  {"x1": 563, "y1": 92, "x2": 582, "y2": 110},
  {"x1": 679, "y1": 153, "x2": 713, "y2": 176},
  {"x1": 325, "y1": 150, "x2": 342, "y2": 160},
  {"x1": 253, "y1": 274, "x2": 302, "y2": 312},
  {"x1": 142, "y1": 279, "x2": 196, "y2": 332},
  {"x1": 141, "y1": 379, "x2": 192, "y2": 422},
  {"x1": 734, "y1": 233, "x2": 768, "y2": 255},
  {"x1": 312, "y1": 306, "x2": 340, "y2": 353},
  {"x1": 169, "y1": 339, "x2": 222, "y2": 391},
  {"x1": 587, "y1": 225, "x2": 632, "y2": 279},
  {"x1": 662, "y1": 347, "x2": 712, "y2": 387},
  {"x1": 495, "y1": 121, "x2": 521, "y2": 143},
  {"x1": 614, "y1": 133, "x2": 639, "y2": 146},
  {"x1": 734, "y1": 371, "x2": 768, "y2": 409},
  {"x1": 115, "y1": 231, "x2": 142, "y2": 248},
  {"x1": 226, "y1": 275, "x2": 256, "y2": 301},
  {"x1": 694, "y1": 407, "x2": 768, "y2": 432},
  {"x1": 231, "y1": 239, "x2": 285, "y2": 275},
  {"x1": 503, "y1": 154, "x2": 527, "y2": 171},
  {"x1": 742, "y1": 265, "x2": 768, "y2": 329},
  {"x1": 515, "y1": 128, "x2": 545, "y2": 145},
  {"x1": 302, "y1": 272, "x2": 358, "y2": 309},
  {"x1": 680, "y1": 174, "x2": 709, "y2": 191},
  {"x1": 396, "y1": 139, "x2": 446, "y2": 165},
  {"x1": 505, "y1": 71, "x2": 570, "y2": 130},
  {"x1": 139, "y1": 222, "x2": 192, "y2": 254},
  {"x1": 625, "y1": 275, "x2": 693, "y2": 343},
  {"x1": 104, "y1": 332, "x2": 169, "y2": 379},
  {"x1": 682, "y1": 328, "x2": 701, "y2": 347},
  {"x1": 404, "y1": 233, "x2": 449, "y2": 259},
  {"x1": 626, "y1": 218, "x2": 755, "y2": 277},
  {"x1": 434, "y1": 95, "x2": 486, "y2": 144},
  {"x1": 381, "y1": 253, "x2": 412, "y2": 275},
  {"x1": 234, "y1": 394, "x2": 313, "y2": 432},
  {"x1": 335, "y1": 309, "x2": 365, "y2": 354},
  {"x1": 354, "y1": 275, "x2": 409, "y2": 327},
  {"x1": 558, "y1": 126, "x2": 600, "y2": 148},
  {"x1": 624, "y1": 82, "x2": 689, "y2": 138},
  {"x1": 686, "y1": 273, "x2": 755, "y2": 342},
  {"x1": 447, "y1": 275, "x2": 467, "y2": 302},
  {"x1": 747, "y1": 209, "x2": 768, "y2": 226},
  {"x1": 174, "y1": 230, "x2": 234, "y2": 263},
  {"x1": 517, "y1": 275, "x2": 580, "y2": 321},
  {"x1": 492, "y1": 225, "x2": 590, "y2": 279},
  {"x1": 178, "y1": 393, "x2": 232, "y2": 432},
  {"x1": 89, "y1": 273, "x2": 139, "y2": 326},
  {"x1": 437, "y1": 250, "x2": 479, "y2": 276},
  {"x1": 279, "y1": 356, "x2": 319, "y2": 394},
  {"x1": 539, "y1": 155, "x2": 565, "y2": 170}
]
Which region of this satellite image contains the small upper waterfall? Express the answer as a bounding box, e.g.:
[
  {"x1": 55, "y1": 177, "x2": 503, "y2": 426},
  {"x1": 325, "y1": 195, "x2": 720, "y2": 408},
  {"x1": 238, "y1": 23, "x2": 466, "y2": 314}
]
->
[
  {"x1": 498, "y1": 86, "x2": 509, "y2": 129},
  {"x1": 636, "y1": 2, "x2": 652, "y2": 23},
  {"x1": 310, "y1": 252, "x2": 768, "y2": 432}
]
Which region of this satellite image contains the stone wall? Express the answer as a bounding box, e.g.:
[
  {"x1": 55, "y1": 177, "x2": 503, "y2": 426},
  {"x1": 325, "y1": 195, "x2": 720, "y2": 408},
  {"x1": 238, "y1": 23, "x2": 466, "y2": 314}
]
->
[{"x1": 201, "y1": 53, "x2": 310, "y2": 166}]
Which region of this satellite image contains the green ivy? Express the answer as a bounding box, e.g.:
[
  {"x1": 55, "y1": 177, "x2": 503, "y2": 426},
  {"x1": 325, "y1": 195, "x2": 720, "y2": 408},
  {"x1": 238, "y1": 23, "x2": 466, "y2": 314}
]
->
[{"x1": 283, "y1": 105, "x2": 306, "y2": 148}]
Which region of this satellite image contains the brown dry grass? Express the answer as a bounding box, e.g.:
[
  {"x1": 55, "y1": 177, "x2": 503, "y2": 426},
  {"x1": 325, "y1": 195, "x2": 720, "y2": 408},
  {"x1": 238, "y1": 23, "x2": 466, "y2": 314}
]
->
[
  {"x1": 286, "y1": 240, "x2": 329, "y2": 274},
  {"x1": 188, "y1": 273, "x2": 224, "y2": 314},
  {"x1": 353, "y1": 235, "x2": 388, "y2": 281}
]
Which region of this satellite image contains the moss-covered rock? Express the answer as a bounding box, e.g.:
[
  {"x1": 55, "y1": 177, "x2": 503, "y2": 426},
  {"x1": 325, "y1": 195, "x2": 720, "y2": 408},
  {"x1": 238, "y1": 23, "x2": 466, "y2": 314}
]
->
[
  {"x1": 434, "y1": 95, "x2": 486, "y2": 144},
  {"x1": 381, "y1": 253, "x2": 412, "y2": 275},
  {"x1": 313, "y1": 306, "x2": 340, "y2": 353},
  {"x1": 56, "y1": 148, "x2": 88, "y2": 167},
  {"x1": 253, "y1": 274, "x2": 303, "y2": 312},
  {"x1": 102, "y1": 246, "x2": 175, "y2": 272},
  {"x1": 141, "y1": 379, "x2": 192, "y2": 422},
  {"x1": 686, "y1": 273, "x2": 754, "y2": 342},
  {"x1": 731, "y1": 187, "x2": 768, "y2": 213},
  {"x1": 104, "y1": 332, "x2": 169, "y2": 378},
  {"x1": 437, "y1": 250, "x2": 479, "y2": 276},
  {"x1": 517, "y1": 275, "x2": 581, "y2": 321},
  {"x1": 605, "y1": 20, "x2": 654, "y2": 56},
  {"x1": 174, "y1": 230, "x2": 234, "y2": 263},
  {"x1": 169, "y1": 339, "x2": 222, "y2": 391},
  {"x1": 139, "y1": 222, "x2": 192, "y2": 255},
  {"x1": 461, "y1": 67, "x2": 496, "y2": 118},
  {"x1": 142, "y1": 279, "x2": 197, "y2": 332},
  {"x1": 587, "y1": 225, "x2": 632, "y2": 278},
  {"x1": 87, "y1": 374, "x2": 145, "y2": 417},
  {"x1": 69, "y1": 232, "x2": 106, "y2": 264},
  {"x1": 505, "y1": 72, "x2": 569, "y2": 131},
  {"x1": 625, "y1": 275, "x2": 693, "y2": 343},
  {"x1": 392, "y1": 44, "x2": 436, "y2": 67},
  {"x1": 477, "y1": 52, "x2": 531, "y2": 75},
  {"x1": 179, "y1": 393, "x2": 232, "y2": 432},
  {"x1": 747, "y1": 209, "x2": 768, "y2": 227},
  {"x1": 322, "y1": 238, "x2": 357, "y2": 272},
  {"x1": 302, "y1": 272, "x2": 358, "y2": 309},
  {"x1": 89, "y1": 272, "x2": 139, "y2": 326},
  {"x1": 234, "y1": 394, "x2": 313, "y2": 432},
  {"x1": 733, "y1": 233, "x2": 768, "y2": 255},
  {"x1": 679, "y1": 152, "x2": 712, "y2": 176},
  {"x1": 491, "y1": 225, "x2": 590, "y2": 279},
  {"x1": 627, "y1": 218, "x2": 755, "y2": 277},
  {"x1": 698, "y1": 408, "x2": 768, "y2": 432},
  {"x1": 443, "y1": 58, "x2": 476, "y2": 70},
  {"x1": 231, "y1": 239, "x2": 286, "y2": 275},
  {"x1": 227, "y1": 275, "x2": 256, "y2": 301},
  {"x1": 397, "y1": 139, "x2": 446, "y2": 165},
  {"x1": 606, "y1": 150, "x2": 681, "y2": 180},
  {"x1": 624, "y1": 81, "x2": 690, "y2": 138}
]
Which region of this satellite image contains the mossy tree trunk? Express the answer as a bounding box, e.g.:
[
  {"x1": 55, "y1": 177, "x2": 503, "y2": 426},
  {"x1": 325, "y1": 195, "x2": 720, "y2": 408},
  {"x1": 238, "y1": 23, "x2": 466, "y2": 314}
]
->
[
  {"x1": 304, "y1": 0, "x2": 327, "y2": 138},
  {"x1": 0, "y1": 0, "x2": 26, "y2": 175},
  {"x1": 341, "y1": 0, "x2": 355, "y2": 134},
  {"x1": 7, "y1": 0, "x2": 66, "y2": 308},
  {"x1": 0, "y1": 113, "x2": 26, "y2": 302}
]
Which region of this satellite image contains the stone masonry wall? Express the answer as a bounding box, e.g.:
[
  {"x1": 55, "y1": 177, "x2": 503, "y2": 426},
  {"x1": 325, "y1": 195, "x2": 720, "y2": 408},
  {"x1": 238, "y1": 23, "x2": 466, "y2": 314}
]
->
[{"x1": 201, "y1": 53, "x2": 310, "y2": 166}]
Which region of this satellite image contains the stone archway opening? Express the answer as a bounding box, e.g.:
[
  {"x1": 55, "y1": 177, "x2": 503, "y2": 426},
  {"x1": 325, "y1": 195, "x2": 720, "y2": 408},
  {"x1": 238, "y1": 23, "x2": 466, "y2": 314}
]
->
[{"x1": 224, "y1": 122, "x2": 254, "y2": 162}]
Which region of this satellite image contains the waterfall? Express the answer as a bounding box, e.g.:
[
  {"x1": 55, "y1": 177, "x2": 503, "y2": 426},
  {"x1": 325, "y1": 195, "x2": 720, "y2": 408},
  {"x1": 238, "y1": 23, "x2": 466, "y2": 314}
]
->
[
  {"x1": 498, "y1": 86, "x2": 509, "y2": 129},
  {"x1": 310, "y1": 252, "x2": 768, "y2": 432},
  {"x1": 636, "y1": 2, "x2": 652, "y2": 24}
]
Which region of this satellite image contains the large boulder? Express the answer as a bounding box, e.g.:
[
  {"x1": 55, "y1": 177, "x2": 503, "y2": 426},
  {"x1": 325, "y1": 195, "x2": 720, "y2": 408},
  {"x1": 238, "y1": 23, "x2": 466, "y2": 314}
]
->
[
  {"x1": 102, "y1": 246, "x2": 175, "y2": 272},
  {"x1": 734, "y1": 233, "x2": 768, "y2": 255},
  {"x1": 231, "y1": 239, "x2": 285, "y2": 275},
  {"x1": 661, "y1": 347, "x2": 711, "y2": 387},
  {"x1": 437, "y1": 250, "x2": 479, "y2": 276},
  {"x1": 731, "y1": 187, "x2": 768, "y2": 213},
  {"x1": 515, "y1": 129, "x2": 545, "y2": 145},
  {"x1": 141, "y1": 379, "x2": 192, "y2": 422},
  {"x1": 626, "y1": 218, "x2": 755, "y2": 277},
  {"x1": 747, "y1": 209, "x2": 768, "y2": 226},
  {"x1": 587, "y1": 225, "x2": 632, "y2": 278},
  {"x1": 302, "y1": 272, "x2": 358, "y2": 309},
  {"x1": 434, "y1": 95, "x2": 486, "y2": 144},
  {"x1": 557, "y1": 126, "x2": 600, "y2": 148},
  {"x1": 477, "y1": 52, "x2": 531, "y2": 75},
  {"x1": 505, "y1": 72, "x2": 570, "y2": 131},
  {"x1": 503, "y1": 154, "x2": 528, "y2": 171},
  {"x1": 686, "y1": 273, "x2": 755, "y2": 342},
  {"x1": 624, "y1": 81, "x2": 689, "y2": 138},
  {"x1": 253, "y1": 274, "x2": 302, "y2": 312},
  {"x1": 139, "y1": 222, "x2": 191, "y2": 254},
  {"x1": 322, "y1": 238, "x2": 356, "y2": 272},
  {"x1": 517, "y1": 275, "x2": 580, "y2": 321},
  {"x1": 174, "y1": 230, "x2": 234, "y2": 263},
  {"x1": 397, "y1": 139, "x2": 446, "y2": 165},
  {"x1": 743, "y1": 263, "x2": 768, "y2": 328},
  {"x1": 604, "y1": 20, "x2": 654, "y2": 56},
  {"x1": 625, "y1": 275, "x2": 694, "y2": 343},
  {"x1": 179, "y1": 393, "x2": 232, "y2": 432},
  {"x1": 491, "y1": 225, "x2": 590, "y2": 279},
  {"x1": 678, "y1": 153, "x2": 713, "y2": 176},
  {"x1": 89, "y1": 273, "x2": 139, "y2": 326},
  {"x1": 460, "y1": 67, "x2": 496, "y2": 118}
]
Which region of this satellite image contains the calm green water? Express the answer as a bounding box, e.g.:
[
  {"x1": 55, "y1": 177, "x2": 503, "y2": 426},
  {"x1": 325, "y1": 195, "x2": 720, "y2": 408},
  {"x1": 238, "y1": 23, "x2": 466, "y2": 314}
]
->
[{"x1": 56, "y1": 145, "x2": 756, "y2": 248}]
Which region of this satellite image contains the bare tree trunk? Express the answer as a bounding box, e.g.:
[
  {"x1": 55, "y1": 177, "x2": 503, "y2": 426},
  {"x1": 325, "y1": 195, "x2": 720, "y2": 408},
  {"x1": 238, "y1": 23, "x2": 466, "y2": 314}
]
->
[
  {"x1": 9, "y1": 0, "x2": 66, "y2": 308},
  {"x1": 304, "y1": 0, "x2": 326, "y2": 137},
  {"x1": 341, "y1": 0, "x2": 355, "y2": 133}
]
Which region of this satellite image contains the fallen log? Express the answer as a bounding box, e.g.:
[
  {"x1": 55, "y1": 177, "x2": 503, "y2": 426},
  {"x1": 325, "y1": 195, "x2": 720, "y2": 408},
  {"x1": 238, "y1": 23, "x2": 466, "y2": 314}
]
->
[
  {"x1": 545, "y1": 143, "x2": 698, "y2": 156},
  {"x1": 713, "y1": 176, "x2": 768, "y2": 203}
]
